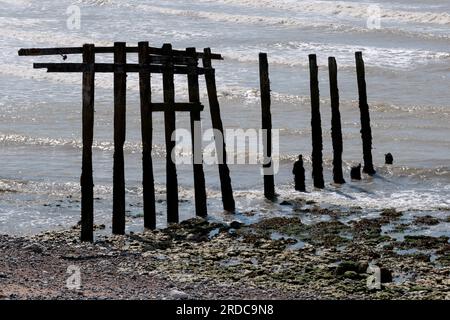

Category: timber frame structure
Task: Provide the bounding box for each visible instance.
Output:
[19,42,235,242]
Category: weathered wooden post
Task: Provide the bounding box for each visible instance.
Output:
[259,53,275,200]
[328,57,345,184]
[309,54,325,189]
[112,42,127,235]
[202,48,235,212]
[162,43,179,223]
[355,51,376,176]
[138,41,156,230]
[80,44,95,242]
[187,47,208,217]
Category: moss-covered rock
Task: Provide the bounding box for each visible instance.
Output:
[402,235,449,249]
[413,215,440,226]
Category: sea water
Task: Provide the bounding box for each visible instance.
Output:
[0,0,449,235]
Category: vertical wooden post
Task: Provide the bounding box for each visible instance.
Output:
[309,54,325,189]
[355,51,376,176]
[138,42,156,229]
[328,57,345,184]
[80,44,95,242]
[112,42,126,234]
[186,47,207,217]
[202,48,235,212]
[162,43,179,224]
[259,53,275,200]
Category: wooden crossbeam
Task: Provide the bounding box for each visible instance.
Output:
[19,46,223,60]
[33,63,206,74]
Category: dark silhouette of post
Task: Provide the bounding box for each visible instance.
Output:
[355,52,376,176]
[80,44,95,242]
[259,53,275,200]
[293,155,306,192]
[162,44,179,223]
[309,54,325,189]
[112,42,126,235]
[385,153,393,165]
[202,48,235,212]
[351,163,362,180]
[186,47,207,217]
[138,42,156,230]
[328,57,345,184]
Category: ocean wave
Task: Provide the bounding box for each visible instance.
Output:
[124,3,450,40]
[197,0,450,26]
[0,133,167,155]
[221,41,450,70]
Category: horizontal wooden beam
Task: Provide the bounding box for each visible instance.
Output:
[149,55,195,66]
[33,63,206,75]
[151,103,204,112]
[19,46,222,60]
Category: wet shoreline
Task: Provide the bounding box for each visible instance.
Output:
[1,203,449,300]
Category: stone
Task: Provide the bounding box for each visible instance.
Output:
[230,221,242,229]
[169,289,189,300]
[343,271,359,279]
[335,260,368,276]
[23,243,44,254]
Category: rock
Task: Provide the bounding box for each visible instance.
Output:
[280,201,292,206]
[343,271,359,280]
[0,272,8,279]
[230,221,242,229]
[335,261,368,276]
[169,289,189,300]
[186,233,197,241]
[335,261,358,275]
[380,208,402,219]
[23,243,44,254]
[356,261,369,274]
[413,215,440,226]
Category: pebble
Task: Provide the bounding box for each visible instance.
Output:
[169,289,189,300]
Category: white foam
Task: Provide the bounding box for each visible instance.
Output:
[221,42,450,70]
[197,0,450,26]
[277,186,450,212]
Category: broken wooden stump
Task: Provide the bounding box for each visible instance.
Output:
[309,54,325,189]
[293,155,306,192]
[328,57,346,184]
[259,53,275,200]
[385,153,393,165]
[351,163,362,180]
[355,52,376,176]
